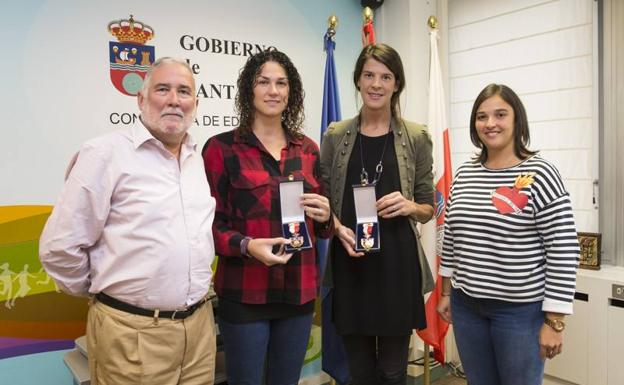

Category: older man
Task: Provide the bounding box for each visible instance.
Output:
[39,57,216,385]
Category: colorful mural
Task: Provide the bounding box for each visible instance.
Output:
[0,206,88,359]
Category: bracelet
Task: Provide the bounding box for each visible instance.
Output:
[441,292,451,297]
[240,236,253,259]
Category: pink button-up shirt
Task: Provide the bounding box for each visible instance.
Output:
[40,122,215,310]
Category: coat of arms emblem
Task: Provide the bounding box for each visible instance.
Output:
[107,15,155,96]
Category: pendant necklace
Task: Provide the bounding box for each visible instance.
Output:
[358,123,391,185]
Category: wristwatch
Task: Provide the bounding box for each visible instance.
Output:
[544,318,565,332]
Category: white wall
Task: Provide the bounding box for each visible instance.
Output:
[369,0,439,124]
[447,0,598,233]
[600,0,624,267]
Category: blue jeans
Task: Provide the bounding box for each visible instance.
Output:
[218,313,313,385]
[451,289,545,385]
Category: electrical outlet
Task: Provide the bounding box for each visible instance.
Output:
[613,284,624,300]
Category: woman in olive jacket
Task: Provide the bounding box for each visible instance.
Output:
[320,43,435,385]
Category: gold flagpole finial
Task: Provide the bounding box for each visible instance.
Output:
[327,14,338,39]
[328,14,338,30]
[363,6,373,22]
[428,15,438,30]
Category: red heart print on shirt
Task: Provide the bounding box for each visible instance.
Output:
[491,173,536,214]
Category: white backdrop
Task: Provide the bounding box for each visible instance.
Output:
[0,0,364,205]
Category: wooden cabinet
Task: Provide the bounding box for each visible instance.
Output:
[607,299,624,385]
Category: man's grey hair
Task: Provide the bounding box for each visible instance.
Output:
[140,57,195,94]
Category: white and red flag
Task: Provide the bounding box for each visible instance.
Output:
[416,27,452,364]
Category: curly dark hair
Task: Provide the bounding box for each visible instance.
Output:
[234,49,305,138]
[469,83,537,164]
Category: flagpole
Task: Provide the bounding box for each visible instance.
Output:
[421,14,439,385]
[326,11,337,377]
[327,18,338,385]
[321,13,350,385]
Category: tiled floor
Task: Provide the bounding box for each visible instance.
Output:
[433,373,467,384]
[431,373,577,384]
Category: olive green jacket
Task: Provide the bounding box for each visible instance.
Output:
[320,116,435,294]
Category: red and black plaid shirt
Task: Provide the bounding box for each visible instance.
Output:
[202,130,332,305]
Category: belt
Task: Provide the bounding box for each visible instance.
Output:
[95,292,207,320]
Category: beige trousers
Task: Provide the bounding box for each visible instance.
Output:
[87,299,216,385]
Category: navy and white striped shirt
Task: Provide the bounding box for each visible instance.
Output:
[440,155,580,314]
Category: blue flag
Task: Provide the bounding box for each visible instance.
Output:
[319,31,350,385]
[320,34,341,143]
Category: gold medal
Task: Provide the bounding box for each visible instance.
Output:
[288,221,304,249]
[360,222,375,251]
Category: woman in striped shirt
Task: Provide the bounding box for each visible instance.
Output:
[437,84,580,385]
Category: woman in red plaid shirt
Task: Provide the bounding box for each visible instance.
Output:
[203,49,333,385]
